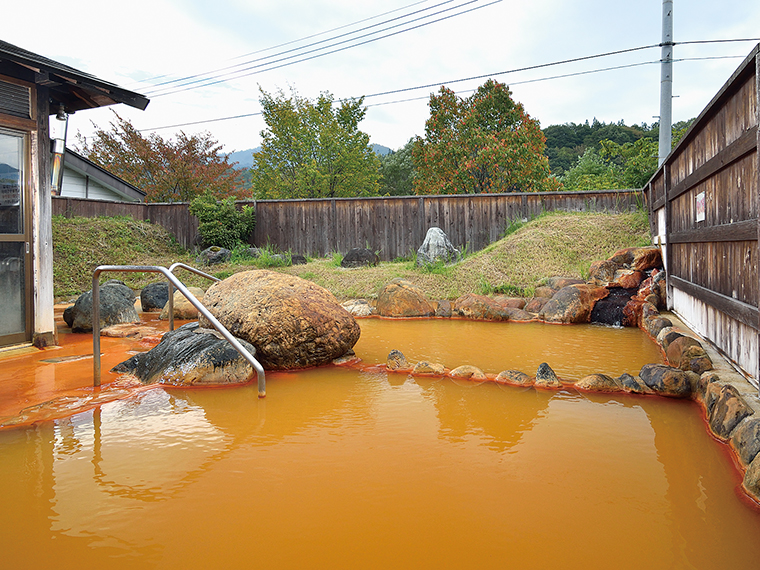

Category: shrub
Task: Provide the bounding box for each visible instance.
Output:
[189,192,256,250]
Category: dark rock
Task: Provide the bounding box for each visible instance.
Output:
[341,248,379,268]
[639,364,691,398]
[387,349,409,370]
[416,227,460,266]
[590,287,636,326]
[68,283,140,333]
[140,282,169,311]
[616,373,652,394]
[731,417,760,467]
[540,284,609,324]
[495,370,534,386]
[199,270,360,370]
[111,322,257,386]
[291,254,307,265]
[63,305,74,327]
[708,384,753,439]
[196,246,231,266]
[377,279,435,317]
[535,362,562,388]
[697,372,721,403]
[660,330,684,351]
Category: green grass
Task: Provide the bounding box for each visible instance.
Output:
[53,210,652,302]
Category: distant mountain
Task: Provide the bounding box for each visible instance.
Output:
[227,148,260,170]
[371,144,392,156]
[227,143,392,170]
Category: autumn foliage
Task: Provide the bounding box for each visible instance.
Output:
[412,80,559,194]
[76,112,245,203]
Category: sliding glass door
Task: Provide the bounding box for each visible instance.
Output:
[0,128,31,346]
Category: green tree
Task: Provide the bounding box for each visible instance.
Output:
[251,87,380,199]
[76,111,243,203]
[189,191,255,249]
[379,139,415,195]
[412,80,559,194]
[560,148,623,191]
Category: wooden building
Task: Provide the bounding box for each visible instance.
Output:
[0,39,148,349]
[644,43,760,390]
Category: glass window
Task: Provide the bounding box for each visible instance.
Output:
[0,130,24,235]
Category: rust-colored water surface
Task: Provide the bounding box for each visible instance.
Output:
[1,318,759,569]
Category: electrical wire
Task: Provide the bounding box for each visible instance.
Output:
[143,0,500,97]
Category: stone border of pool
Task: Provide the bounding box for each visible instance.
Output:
[363,310,760,506]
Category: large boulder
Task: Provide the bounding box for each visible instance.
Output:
[539,284,609,324]
[454,294,511,321]
[341,248,379,268]
[377,279,435,317]
[199,270,360,370]
[140,282,170,312]
[416,227,460,266]
[65,282,139,333]
[111,322,257,386]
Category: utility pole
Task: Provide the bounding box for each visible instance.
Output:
[658,0,674,165]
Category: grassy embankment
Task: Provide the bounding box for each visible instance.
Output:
[52,210,651,302]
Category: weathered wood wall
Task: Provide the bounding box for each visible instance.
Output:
[251,190,643,260]
[644,43,760,390]
[53,190,642,256]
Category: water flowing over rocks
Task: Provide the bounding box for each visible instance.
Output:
[199,270,360,370]
[416,227,460,266]
[112,322,257,386]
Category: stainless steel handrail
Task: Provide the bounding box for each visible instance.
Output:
[92,265,265,397]
[166,262,220,332]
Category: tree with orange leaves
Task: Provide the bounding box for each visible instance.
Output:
[76,111,245,203]
[412,80,559,194]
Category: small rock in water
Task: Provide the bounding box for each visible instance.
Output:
[535,362,562,388]
[387,350,409,370]
[449,365,486,380]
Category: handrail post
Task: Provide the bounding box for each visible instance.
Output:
[91,265,264,397]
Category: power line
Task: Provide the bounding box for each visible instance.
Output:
[144,0,500,97]
[138,51,750,133]
[141,0,460,92]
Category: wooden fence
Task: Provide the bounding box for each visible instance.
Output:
[54,189,643,257]
[644,43,759,390]
[251,190,642,261]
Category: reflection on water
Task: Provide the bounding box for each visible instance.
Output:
[1,319,759,569]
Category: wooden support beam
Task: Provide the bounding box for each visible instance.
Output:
[670,218,758,243]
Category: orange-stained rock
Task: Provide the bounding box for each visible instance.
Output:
[450,365,487,380]
[534,286,558,298]
[495,369,534,386]
[377,278,435,317]
[576,374,622,392]
[524,297,549,313]
[199,270,360,370]
[546,277,585,289]
[539,284,609,324]
[454,294,511,321]
[612,269,645,289]
[632,247,663,271]
[588,259,620,285]
[708,384,753,439]
[492,296,526,309]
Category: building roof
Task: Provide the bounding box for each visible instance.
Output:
[0,39,149,113]
[64,148,146,202]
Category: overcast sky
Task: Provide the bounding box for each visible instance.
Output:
[6,0,760,155]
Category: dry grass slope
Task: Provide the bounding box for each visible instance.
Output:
[52,210,651,301]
